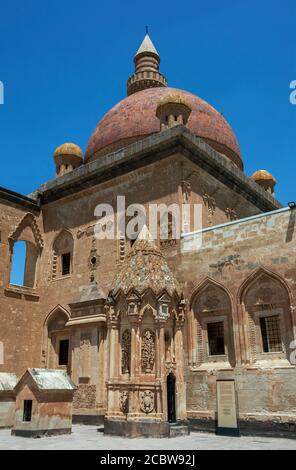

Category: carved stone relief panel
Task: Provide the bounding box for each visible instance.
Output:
[119,391,129,414]
[141,329,155,373]
[121,329,131,374]
[140,390,155,414]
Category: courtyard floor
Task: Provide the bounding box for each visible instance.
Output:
[1,425,296,450]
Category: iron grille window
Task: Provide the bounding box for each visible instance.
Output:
[260,315,282,352]
[207,321,225,355]
[58,339,69,365]
[62,252,71,275]
[23,400,32,422]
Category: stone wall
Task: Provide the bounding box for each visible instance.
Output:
[181,207,296,432]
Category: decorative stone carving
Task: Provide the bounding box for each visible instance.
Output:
[182,180,191,203]
[9,213,44,250]
[209,254,241,275]
[140,390,154,414]
[203,193,216,221]
[160,213,177,249]
[88,237,100,272]
[225,208,238,221]
[119,391,129,414]
[118,234,126,263]
[121,329,131,374]
[141,330,155,373]
[203,294,220,310]
[73,385,96,410]
[80,334,91,350]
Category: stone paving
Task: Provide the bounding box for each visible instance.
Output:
[0,425,296,450]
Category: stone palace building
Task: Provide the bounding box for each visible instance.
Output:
[0,34,296,437]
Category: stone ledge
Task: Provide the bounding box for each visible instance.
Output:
[4,285,40,301]
[0,187,40,212]
[11,428,72,438]
[104,418,171,438]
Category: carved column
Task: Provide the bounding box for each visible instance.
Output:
[174,309,187,421]
[130,319,140,378]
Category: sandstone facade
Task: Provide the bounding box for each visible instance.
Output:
[0,34,295,437]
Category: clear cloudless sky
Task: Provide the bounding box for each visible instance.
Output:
[0,0,295,206]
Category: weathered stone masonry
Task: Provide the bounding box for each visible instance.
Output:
[0,33,295,437]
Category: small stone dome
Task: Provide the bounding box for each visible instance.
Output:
[251,170,276,195]
[54,143,83,159]
[156,92,192,110]
[251,169,276,184]
[53,143,83,178]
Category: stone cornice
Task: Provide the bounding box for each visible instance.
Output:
[10,126,282,212]
[0,187,40,213]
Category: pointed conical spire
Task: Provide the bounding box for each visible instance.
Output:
[127,33,167,96]
[136,33,159,57]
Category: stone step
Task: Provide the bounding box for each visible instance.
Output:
[169,424,190,438]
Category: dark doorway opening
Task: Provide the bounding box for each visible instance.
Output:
[23,400,32,422]
[167,373,176,423]
[58,339,69,366]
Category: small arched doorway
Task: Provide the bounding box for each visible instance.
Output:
[167,373,176,423]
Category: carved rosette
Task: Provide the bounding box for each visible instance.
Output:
[119,391,129,414]
[141,329,155,373]
[140,390,154,414]
[121,329,131,374]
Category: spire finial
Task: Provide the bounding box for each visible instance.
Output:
[127,33,168,96]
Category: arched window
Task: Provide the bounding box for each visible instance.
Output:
[9,213,43,288]
[191,280,234,367]
[241,270,293,363]
[10,240,26,286]
[52,230,74,279]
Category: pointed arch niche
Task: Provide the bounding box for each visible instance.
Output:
[52,230,74,280]
[190,279,235,368]
[240,268,294,365]
[43,305,71,374]
[8,213,43,288]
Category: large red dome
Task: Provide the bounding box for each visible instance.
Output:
[85,87,243,169]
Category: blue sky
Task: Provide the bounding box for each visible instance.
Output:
[0,0,295,207]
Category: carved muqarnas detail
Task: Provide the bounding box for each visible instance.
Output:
[121,330,131,374]
[120,391,129,414]
[141,330,155,373]
[140,390,154,414]
[73,385,96,409]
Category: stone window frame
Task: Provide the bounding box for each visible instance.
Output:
[49,331,71,370]
[51,230,74,281]
[202,314,230,364]
[252,307,286,361]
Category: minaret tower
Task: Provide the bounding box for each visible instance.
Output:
[127,32,167,96]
